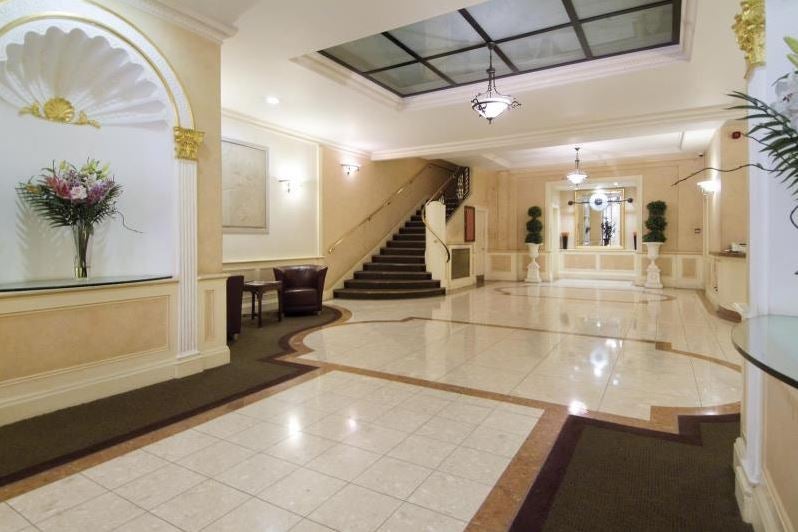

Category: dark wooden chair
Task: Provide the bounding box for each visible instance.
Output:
[273,265,327,315]
[226,275,244,340]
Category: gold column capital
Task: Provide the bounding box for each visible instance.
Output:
[173,126,205,161]
[733,0,765,77]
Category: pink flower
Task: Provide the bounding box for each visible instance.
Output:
[69,185,87,201]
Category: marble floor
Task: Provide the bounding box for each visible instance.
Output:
[0,282,743,531]
[1,371,542,531]
[300,283,742,420]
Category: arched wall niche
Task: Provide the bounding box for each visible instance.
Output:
[0,0,204,358]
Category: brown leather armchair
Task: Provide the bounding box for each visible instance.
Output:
[226,275,244,340]
[273,265,328,315]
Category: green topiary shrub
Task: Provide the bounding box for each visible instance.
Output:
[643,200,667,243]
[525,206,543,244]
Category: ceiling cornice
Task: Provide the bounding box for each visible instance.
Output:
[508,152,705,177]
[221,108,371,157]
[370,104,737,161]
[114,0,238,43]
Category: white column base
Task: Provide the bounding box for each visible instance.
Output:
[734,437,790,532]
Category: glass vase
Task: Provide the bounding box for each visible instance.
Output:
[72,223,93,279]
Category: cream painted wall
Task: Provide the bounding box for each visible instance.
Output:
[103,0,223,275]
[706,122,750,253]
[221,115,320,263]
[491,156,707,253]
[322,147,450,287]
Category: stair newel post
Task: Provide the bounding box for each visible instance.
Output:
[424,200,449,289]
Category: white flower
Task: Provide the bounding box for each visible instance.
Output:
[773,72,798,129]
[69,185,87,201]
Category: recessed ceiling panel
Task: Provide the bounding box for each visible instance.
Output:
[390,12,484,57]
[369,63,449,95]
[582,4,674,56]
[467,0,570,40]
[319,0,680,97]
[325,34,413,71]
[428,46,513,84]
[500,27,585,71]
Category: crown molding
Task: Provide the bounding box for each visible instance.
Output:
[509,152,705,177]
[221,108,371,158]
[371,104,736,161]
[291,53,404,111]
[113,0,238,43]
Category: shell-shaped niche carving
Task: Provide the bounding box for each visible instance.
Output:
[0,27,170,129]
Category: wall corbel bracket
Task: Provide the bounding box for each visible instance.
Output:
[732,0,765,77]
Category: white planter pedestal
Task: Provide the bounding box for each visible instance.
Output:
[526,243,542,283]
[644,242,663,289]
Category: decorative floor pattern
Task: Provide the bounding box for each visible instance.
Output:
[298,284,742,421]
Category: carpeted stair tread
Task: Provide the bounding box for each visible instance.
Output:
[335,206,444,300]
[333,287,445,299]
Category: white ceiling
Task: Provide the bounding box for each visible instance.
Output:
[163,0,746,167]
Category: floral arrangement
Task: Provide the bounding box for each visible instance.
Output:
[16,160,129,278]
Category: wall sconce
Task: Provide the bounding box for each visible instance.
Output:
[341,163,360,176]
[697,179,721,195]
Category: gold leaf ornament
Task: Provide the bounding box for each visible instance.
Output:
[732,0,765,76]
[19,97,101,128]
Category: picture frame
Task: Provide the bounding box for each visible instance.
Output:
[221,138,269,234]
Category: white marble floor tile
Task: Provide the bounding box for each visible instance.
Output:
[414,416,477,445]
[114,463,205,511]
[265,433,337,465]
[203,498,301,532]
[0,503,32,532]
[143,430,220,462]
[115,512,181,532]
[309,484,402,532]
[82,449,167,490]
[8,474,106,524]
[258,468,346,516]
[37,492,142,532]
[353,456,432,499]
[461,425,526,458]
[193,412,262,439]
[177,440,254,477]
[377,503,466,532]
[407,472,491,522]
[215,453,298,495]
[438,447,511,486]
[151,480,248,531]
[305,443,381,481]
[387,435,457,469]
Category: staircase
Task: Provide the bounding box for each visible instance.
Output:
[333,209,446,300]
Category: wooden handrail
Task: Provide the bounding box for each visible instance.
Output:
[327,161,452,255]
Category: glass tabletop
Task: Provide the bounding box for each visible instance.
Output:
[732,315,798,390]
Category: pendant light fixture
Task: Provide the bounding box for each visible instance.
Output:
[566,147,588,187]
[471,43,520,124]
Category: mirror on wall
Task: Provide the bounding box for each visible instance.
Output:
[572,188,627,248]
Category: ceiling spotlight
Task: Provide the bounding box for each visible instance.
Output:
[265,96,280,106]
[471,43,520,124]
[566,147,588,187]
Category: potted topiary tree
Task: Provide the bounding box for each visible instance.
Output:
[642,200,667,288]
[525,206,543,283]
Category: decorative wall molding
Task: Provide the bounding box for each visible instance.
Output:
[732,0,765,77]
[111,0,238,43]
[370,104,736,161]
[221,108,370,158]
[174,126,205,160]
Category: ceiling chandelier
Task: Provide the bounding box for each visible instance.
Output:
[566,147,588,187]
[471,43,520,124]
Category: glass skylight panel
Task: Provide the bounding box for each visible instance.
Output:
[369,63,449,95]
[467,0,570,40]
[428,46,513,84]
[582,4,674,56]
[325,34,413,71]
[571,0,663,20]
[501,27,585,71]
[390,12,484,57]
